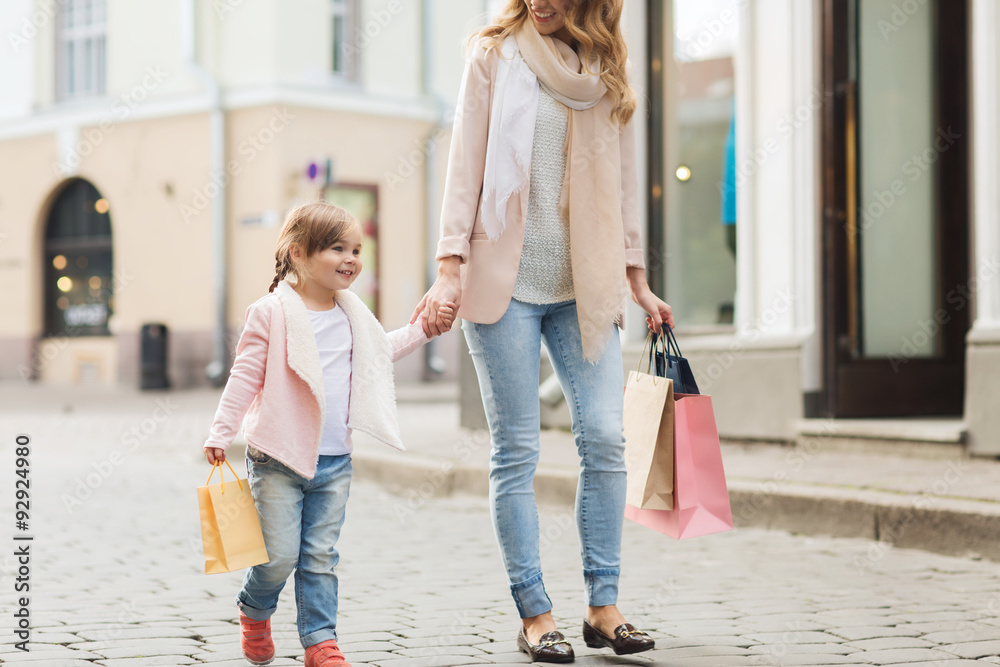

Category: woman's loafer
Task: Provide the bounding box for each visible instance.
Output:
[582,619,655,655]
[517,627,575,663]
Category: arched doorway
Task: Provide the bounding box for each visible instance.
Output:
[44,179,114,338]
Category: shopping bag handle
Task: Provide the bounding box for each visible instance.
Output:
[637,330,668,384]
[650,325,685,374]
[205,459,243,493]
[662,324,685,358]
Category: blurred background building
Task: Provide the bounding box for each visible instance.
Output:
[3,0,1000,455]
[0,0,483,389]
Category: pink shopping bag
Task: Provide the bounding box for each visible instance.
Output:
[625,393,733,539]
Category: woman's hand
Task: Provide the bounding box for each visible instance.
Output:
[411,257,463,337]
[627,267,675,333]
[205,447,226,465]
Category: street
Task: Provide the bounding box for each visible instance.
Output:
[2,407,1000,667]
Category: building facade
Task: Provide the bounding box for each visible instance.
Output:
[5,0,1000,455]
[0,0,486,387]
[652,0,1000,456]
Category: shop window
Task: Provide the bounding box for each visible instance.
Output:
[663,0,738,328]
[44,180,113,337]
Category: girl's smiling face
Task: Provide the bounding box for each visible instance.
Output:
[524,0,573,44]
[295,225,364,294]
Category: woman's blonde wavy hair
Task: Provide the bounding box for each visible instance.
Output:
[473,0,636,127]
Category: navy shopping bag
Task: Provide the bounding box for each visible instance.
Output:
[651,326,700,395]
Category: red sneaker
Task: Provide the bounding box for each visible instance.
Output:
[304,639,351,666]
[239,612,275,666]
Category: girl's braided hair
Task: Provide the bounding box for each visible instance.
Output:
[270,202,361,292]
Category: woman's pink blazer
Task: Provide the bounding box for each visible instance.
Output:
[435,43,647,325]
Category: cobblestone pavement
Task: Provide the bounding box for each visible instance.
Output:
[2,421,1000,667]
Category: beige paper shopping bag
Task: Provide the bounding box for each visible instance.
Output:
[623,367,675,510]
[198,460,269,574]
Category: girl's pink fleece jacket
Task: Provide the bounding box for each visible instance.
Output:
[203,280,429,479]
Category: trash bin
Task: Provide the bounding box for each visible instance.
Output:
[140,323,169,390]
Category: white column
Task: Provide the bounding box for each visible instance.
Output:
[734,0,756,333]
[790,0,821,392]
[735,0,817,348]
[971,0,1000,331]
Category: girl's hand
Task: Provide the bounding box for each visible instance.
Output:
[434,302,458,335]
[627,267,675,333]
[412,257,463,337]
[205,447,226,465]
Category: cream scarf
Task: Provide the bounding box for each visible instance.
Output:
[481,23,628,362]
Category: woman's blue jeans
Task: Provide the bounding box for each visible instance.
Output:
[236,451,352,648]
[463,298,627,619]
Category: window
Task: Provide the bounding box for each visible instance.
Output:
[662,0,738,327]
[44,180,113,337]
[56,0,106,100]
[331,0,358,80]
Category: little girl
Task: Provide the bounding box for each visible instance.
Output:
[203,202,454,667]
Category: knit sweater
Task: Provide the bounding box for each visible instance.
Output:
[511,87,575,304]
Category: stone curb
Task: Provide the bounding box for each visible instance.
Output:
[347,448,1000,564]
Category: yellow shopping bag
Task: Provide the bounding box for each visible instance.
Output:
[198,460,269,574]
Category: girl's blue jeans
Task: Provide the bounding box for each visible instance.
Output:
[236,451,352,648]
[463,298,627,619]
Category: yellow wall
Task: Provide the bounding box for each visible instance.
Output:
[0,133,59,337]
[0,104,442,384]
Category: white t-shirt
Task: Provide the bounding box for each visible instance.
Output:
[307,305,353,456]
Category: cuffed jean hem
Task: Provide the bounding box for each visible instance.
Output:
[236,596,274,621]
[511,572,553,619]
[302,629,339,648]
[584,569,620,608]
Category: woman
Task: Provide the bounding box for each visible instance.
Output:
[412,0,674,662]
